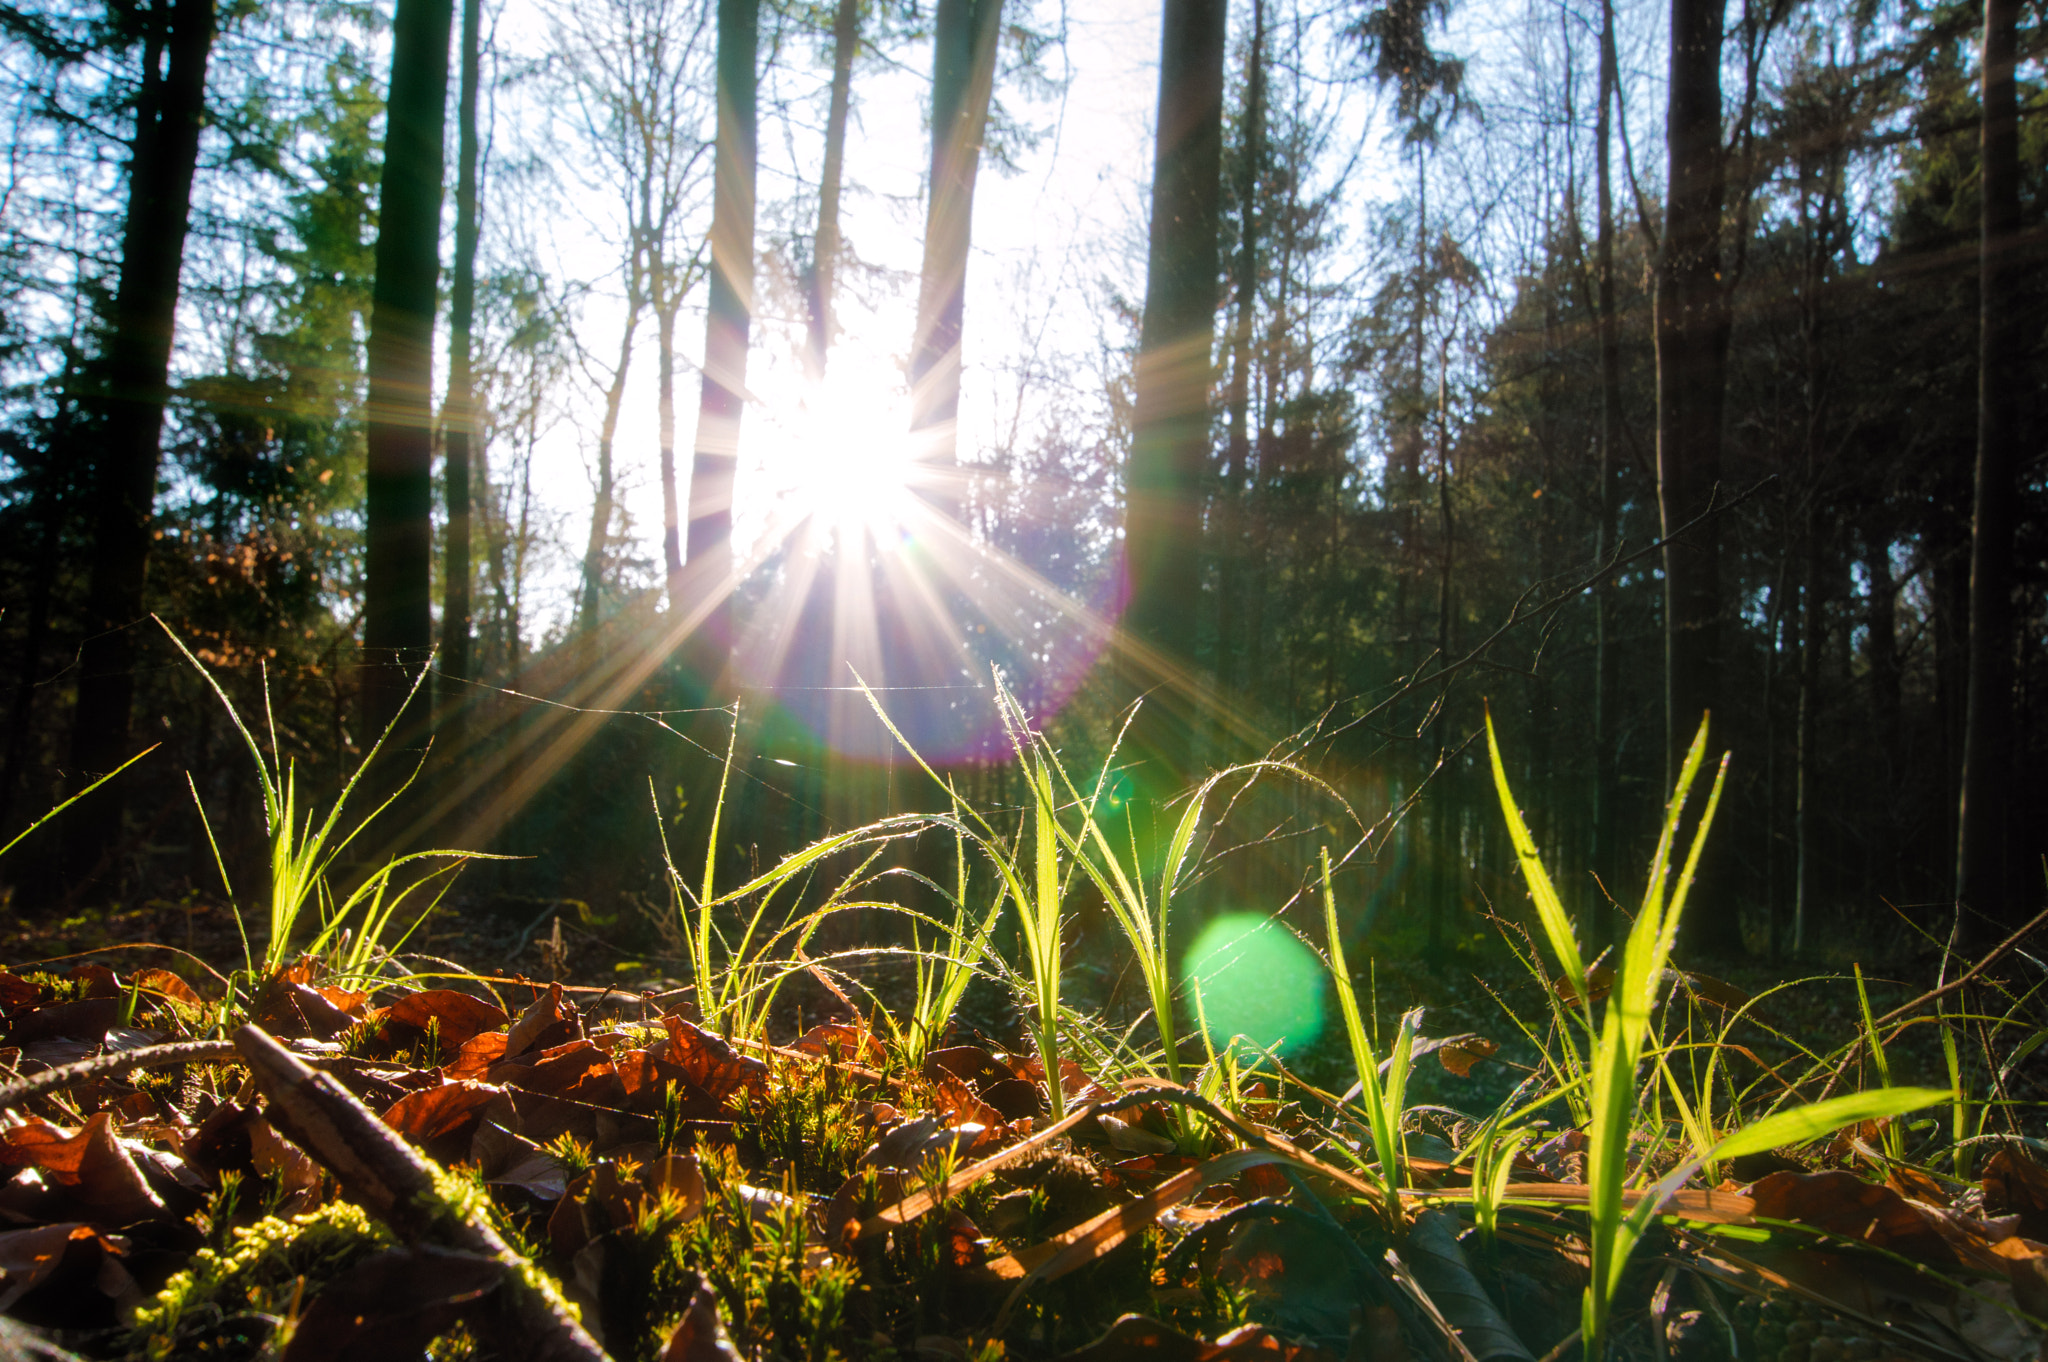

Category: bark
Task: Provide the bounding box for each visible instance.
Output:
[1655,0,1738,953]
[805,0,860,383]
[440,0,482,727]
[908,0,1002,519]
[65,0,216,840]
[681,0,758,678]
[1956,0,2022,936]
[1124,0,1228,670]
[363,0,454,744]
[1589,0,1621,947]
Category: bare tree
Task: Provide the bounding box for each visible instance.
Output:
[551,0,710,632]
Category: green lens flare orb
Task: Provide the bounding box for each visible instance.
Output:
[1181,913,1325,1057]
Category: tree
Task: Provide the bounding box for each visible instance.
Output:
[1956,0,2022,937]
[680,0,759,678]
[805,0,862,383]
[1122,0,1228,770]
[1654,0,1738,953]
[440,0,483,734]
[362,0,454,745]
[908,0,1004,520]
[66,0,218,858]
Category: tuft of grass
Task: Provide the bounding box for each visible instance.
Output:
[163,619,489,981]
[1484,709,1949,1358]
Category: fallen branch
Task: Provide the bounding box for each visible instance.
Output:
[0,1038,240,1110]
[232,1023,606,1362]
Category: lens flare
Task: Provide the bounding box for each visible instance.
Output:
[1182,913,1325,1057]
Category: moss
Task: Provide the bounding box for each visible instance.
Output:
[130,1201,393,1359]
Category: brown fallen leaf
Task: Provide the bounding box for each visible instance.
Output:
[792,1022,886,1067]
[490,1039,621,1105]
[505,982,579,1060]
[131,969,204,1008]
[861,1115,986,1172]
[549,1155,708,1258]
[443,1030,511,1082]
[1747,1170,1955,1264]
[0,1114,164,1223]
[283,1244,507,1362]
[1984,1147,2048,1242]
[382,1080,503,1149]
[0,973,41,1014]
[384,990,511,1056]
[0,1222,122,1313]
[248,1114,323,1214]
[658,1016,768,1104]
[661,1270,744,1362]
[6,997,118,1047]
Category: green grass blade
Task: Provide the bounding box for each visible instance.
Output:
[1709,1088,1952,1164]
[1485,708,1587,1004]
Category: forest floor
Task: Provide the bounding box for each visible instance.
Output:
[1,883,2045,1362]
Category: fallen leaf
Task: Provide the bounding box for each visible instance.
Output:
[1747,1170,1955,1265]
[381,1081,503,1149]
[504,982,578,1060]
[443,1030,510,1082]
[131,969,203,1008]
[1985,1148,2048,1242]
[490,1039,621,1105]
[862,1116,986,1172]
[6,998,118,1047]
[283,1245,505,1362]
[384,990,510,1055]
[0,1223,121,1313]
[658,1016,768,1103]
[793,1022,886,1067]
[0,1114,164,1222]
[661,1270,744,1362]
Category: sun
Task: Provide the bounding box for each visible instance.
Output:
[761,366,920,549]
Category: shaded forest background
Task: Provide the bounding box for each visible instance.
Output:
[0,0,2042,968]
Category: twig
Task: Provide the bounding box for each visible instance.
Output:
[0,1039,239,1110]
[232,1024,605,1362]
[1873,900,2048,1029]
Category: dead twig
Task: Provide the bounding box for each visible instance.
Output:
[232,1024,605,1362]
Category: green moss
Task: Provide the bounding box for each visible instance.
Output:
[130,1201,393,1359]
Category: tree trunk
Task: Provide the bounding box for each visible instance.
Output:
[1214,0,1263,706]
[1655,0,1737,953]
[1956,0,2021,938]
[363,0,454,744]
[65,0,216,861]
[440,0,482,731]
[657,250,685,610]
[1794,497,1823,955]
[1589,0,1621,946]
[681,0,758,681]
[1123,0,1228,776]
[579,279,645,635]
[909,0,1002,519]
[806,0,860,384]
